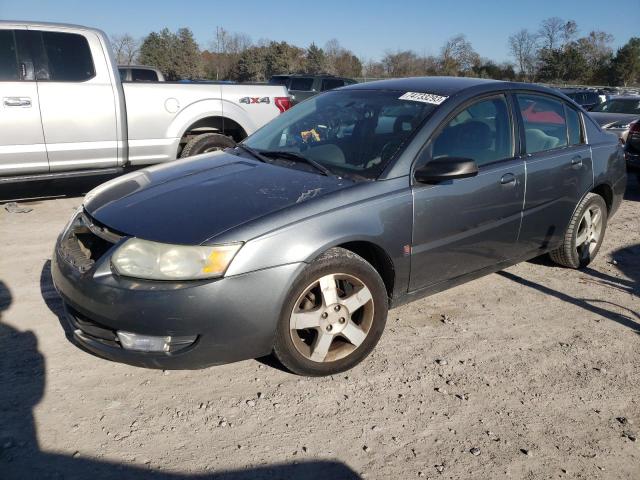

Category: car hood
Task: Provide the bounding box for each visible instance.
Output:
[589,112,639,127]
[84,152,351,245]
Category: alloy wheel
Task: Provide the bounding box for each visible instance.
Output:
[289,273,374,363]
[576,204,603,259]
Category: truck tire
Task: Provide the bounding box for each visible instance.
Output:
[180,133,236,158]
[549,193,608,269]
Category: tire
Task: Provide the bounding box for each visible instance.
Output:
[180,133,236,158]
[273,247,388,376]
[549,193,608,269]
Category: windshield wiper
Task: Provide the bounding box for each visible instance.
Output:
[234,144,271,163]
[259,150,335,177]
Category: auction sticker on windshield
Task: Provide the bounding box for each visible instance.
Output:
[399,92,448,105]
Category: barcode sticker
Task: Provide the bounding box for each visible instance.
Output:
[399,92,448,105]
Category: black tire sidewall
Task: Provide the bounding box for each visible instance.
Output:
[274,250,388,376]
[181,134,236,158]
[570,194,608,268]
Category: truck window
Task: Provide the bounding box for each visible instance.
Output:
[0,30,19,81]
[41,31,95,82]
[131,68,158,82]
[289,77,314,91]
[321,78,345,91]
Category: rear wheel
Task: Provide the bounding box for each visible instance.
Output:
[180,133,236,158]
[549,193,607,268]
[273,248,388,376]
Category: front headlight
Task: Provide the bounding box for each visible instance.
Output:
[111,238,242,281]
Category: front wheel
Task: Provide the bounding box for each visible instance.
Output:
[273,248,388,376]
[180,133,236,158]
[549,193,608,268]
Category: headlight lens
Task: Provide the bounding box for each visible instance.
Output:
[111,238,241,280]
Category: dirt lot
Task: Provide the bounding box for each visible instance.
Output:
[1,176,638,480]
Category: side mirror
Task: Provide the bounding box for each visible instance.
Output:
[414,158,479,184]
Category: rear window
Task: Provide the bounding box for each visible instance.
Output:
[565,106,583,146]
[289,77,314,91]
[0,30,19,81]
[131,68,158,82]
[517,94,568,154]
[269,76,290,87]
[41,31,95,81]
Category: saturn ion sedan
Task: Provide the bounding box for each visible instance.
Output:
[52,77,626,376]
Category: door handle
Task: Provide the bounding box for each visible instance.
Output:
[3,97,32,107]
[500,173,516,185]
[571,155,583,167]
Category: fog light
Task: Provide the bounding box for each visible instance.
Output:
[116,331,197,353]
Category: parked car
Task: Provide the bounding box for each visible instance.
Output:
[52,77,626,376]
[589,96,640,142]
[118,65,165,82]
[269,74,357,104]
[624,120,640,180]
[558,88,602,110]
[0,21,291,183]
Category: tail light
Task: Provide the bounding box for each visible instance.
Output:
[274,97,292,113]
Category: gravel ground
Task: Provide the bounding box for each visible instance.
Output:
[1,176,638,479]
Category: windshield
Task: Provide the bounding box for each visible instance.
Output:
[242,90,437,179]
[591,99,640,114]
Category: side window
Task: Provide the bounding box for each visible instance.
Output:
[517,94,568,154]
[431,96,513,167]
[131,68,158,82]
[0,30,19,81]
[565,106,583,146]
[321,78,345,91]
[40,31,95,81]
[289,77,314,91]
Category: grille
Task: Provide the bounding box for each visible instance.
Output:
[59,211,122,273]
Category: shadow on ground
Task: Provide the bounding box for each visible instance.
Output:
[500,243,640,334]
[2,278,359,479]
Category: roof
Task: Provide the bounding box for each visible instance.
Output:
[343,76,503,96]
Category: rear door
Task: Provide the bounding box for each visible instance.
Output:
[0,28,49,176]
[29,27,118,171]
[410,94,525,290]
[514,93,593,253]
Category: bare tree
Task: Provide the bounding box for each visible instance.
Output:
[538,17,564,51]
[111,34,139,65]
[508,29,539,80]
[439,35,480,75]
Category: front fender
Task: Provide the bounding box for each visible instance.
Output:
[224,180,413,298]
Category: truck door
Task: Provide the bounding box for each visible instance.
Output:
[27,28,118,171]
[0,28,49,176]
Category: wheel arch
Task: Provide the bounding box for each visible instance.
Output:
[591,182,613,213]
[314,240,396,302]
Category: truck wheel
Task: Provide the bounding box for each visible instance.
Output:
[180,133,236,158]
[273,248,388,376]
[549,193,608,269]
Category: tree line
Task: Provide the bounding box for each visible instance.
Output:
[110,17,640,86]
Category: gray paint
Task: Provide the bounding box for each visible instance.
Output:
[53,78,627,369]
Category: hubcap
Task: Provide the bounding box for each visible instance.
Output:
[289,273,374,363]
[576,204,603,259]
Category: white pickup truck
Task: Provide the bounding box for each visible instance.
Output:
[0,21,291,183]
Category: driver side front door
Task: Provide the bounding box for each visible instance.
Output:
[409,94,525,291]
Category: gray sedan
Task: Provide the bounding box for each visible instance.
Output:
[52,77,626,376]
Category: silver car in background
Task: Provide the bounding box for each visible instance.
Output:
[589,96,640,142]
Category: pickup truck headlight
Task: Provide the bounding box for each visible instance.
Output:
[111,238,241,281]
